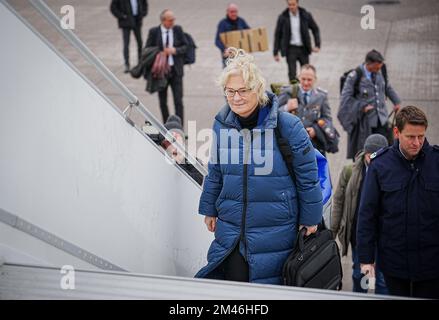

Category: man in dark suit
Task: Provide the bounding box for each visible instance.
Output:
[145,9,188,123]
[273,0,321,81]
[110,0,148,73]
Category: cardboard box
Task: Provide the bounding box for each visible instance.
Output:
[220,29,251,52]
[250,28,269,52]
[220,27,269,53]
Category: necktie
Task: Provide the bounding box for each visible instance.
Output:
[165,30,170,48]
[371,72,376,84]
[304,92,309,105]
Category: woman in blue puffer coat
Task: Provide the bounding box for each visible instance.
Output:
[195,48,323,285]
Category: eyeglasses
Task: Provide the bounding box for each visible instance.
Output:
[224,87,253,98]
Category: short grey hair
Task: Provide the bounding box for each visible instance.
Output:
[218,48,269,106]
[160,9,171,21]
[300,64,317,76]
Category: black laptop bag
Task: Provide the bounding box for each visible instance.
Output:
[282,226,343,289]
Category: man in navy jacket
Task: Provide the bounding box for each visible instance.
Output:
[357,106,439,298]
[215,3,250,67]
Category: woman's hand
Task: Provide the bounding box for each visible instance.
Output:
[360,264,375,278]
[205,216,217,232]
[300,225,318,236]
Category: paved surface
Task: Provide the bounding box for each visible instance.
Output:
[7,0,439,294]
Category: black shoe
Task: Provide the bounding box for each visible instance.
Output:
[124,64,130,73]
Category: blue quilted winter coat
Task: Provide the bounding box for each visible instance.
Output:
[195,93,323,284]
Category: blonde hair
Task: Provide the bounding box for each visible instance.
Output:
[218,48,269,106]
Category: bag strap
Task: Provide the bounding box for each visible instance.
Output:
[353,66,363,97]
[275,117,326,238]
[291,83,300,100]
[274,121,296,186]
[274,118,300,232]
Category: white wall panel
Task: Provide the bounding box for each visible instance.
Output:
[0,2,212,278]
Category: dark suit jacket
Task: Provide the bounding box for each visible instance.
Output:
[110,0,148,29]
[145,25,188,77]
[273,7,320,57]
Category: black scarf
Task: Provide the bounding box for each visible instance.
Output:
[237,107,259,130]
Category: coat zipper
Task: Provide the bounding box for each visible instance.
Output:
[240,130,252,262]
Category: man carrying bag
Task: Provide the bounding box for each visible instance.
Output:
[338,50,401,160]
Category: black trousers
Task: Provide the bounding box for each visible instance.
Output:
[158,67,184,123]
[286,45,309,81]
[122,25,142,66]
[219,244,249,282]
[384,274,439,299]
[371,121,389,136]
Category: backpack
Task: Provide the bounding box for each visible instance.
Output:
[183,32,197,65]
[340,63,388,96]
